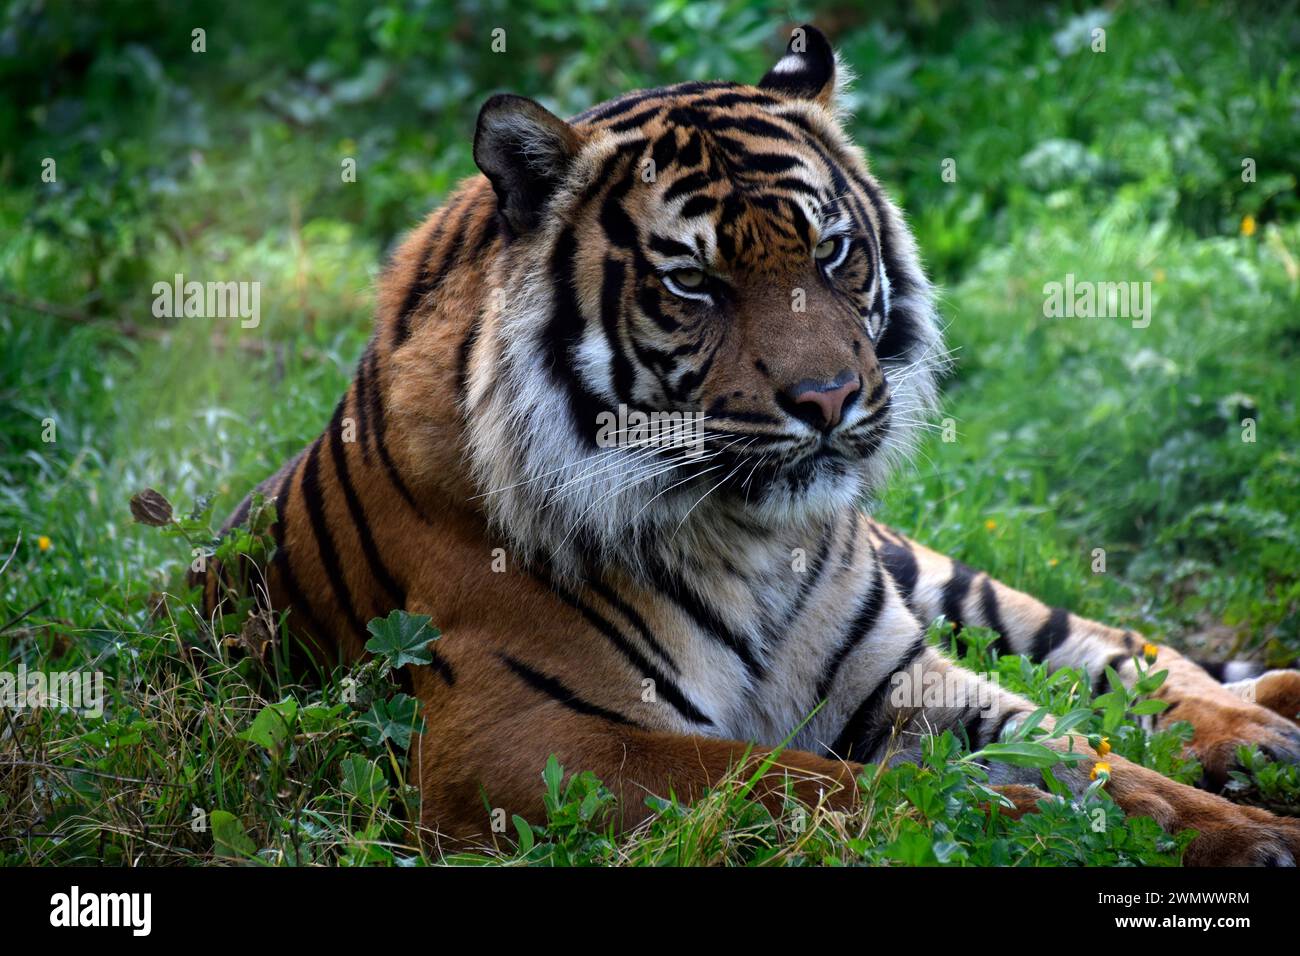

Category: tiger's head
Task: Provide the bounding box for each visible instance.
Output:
[460,25,944,571]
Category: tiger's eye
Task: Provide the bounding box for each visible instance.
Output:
[814,238,838,260]
[671,268,705,288]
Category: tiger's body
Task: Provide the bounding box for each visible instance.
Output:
[207,26,1300,864]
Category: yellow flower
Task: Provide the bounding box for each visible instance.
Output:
[1153,268,1166,283]
[984,519,997,531]
[1143,642,1158,663]
[1047,558,1059,568]
[1241,214,1256,237]
[1091,761,1112,781]
[1095,736,1111,757]
[37,535,51,552]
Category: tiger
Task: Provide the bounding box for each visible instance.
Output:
[203,25,1300,864]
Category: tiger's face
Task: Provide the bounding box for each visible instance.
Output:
[600,103,891,503]
[465,25,943,566]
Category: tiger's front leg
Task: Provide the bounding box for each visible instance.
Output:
[865,519,1300,785]
[854,647,1300,865]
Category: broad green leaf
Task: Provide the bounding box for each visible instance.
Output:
[1005,706,1049,741]
[1130,698,1170,716]
[974,740,1062,769]
[884,824,938,865]
[1102,693,1126,732]
[211,810,257,859]
[543,754,564,801]
[512,814,535,854]
[1048,707,1094,738]
[341,754,389,809]
[364,609,439,668]
[1105,665,1125,695]
[300,702,348,734]
[236,698,298,752]
[355,693,424,750]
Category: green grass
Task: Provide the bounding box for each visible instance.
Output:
[2,0,1298,865]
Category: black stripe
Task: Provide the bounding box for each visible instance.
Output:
[366,349,426,516]
[814,558,885,702]
[959,707,984,751]
[980,576,1012,657]
[650,129,679,172]
[393,199,473,346]
[1091,652,1130,696]
[599,257,635,403]
[544,226,609,447]
[940,560,976,633]
[877,538,919,604]
[575,89,666,124]
[534,570,712,726]
[326,396,405,610]
[1197,658,1228,682]
[837,519,858,574]
[830,636,928,762]
[679,195,718,220]
[648,234,696,259]
[571,81,734,124]
[393,221,444,345]
[606,104,668,134]
[456,317,483,418]
[1030,607,1071,662]
[707,113,794,140]
[500,654,636,726]
[643,560,764,678]
[268,455,333,642]
[781,520,836,628]
[300,437,367,641]
[663,171,711,203]
[694,90,780,111]
[862,378,888,410]
[769,176,821,199]
[584,577,680,676]
[427,649,455,686]
[599,162,639,248]
[733,152,805,175]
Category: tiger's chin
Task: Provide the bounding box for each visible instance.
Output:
[722,452,877,526]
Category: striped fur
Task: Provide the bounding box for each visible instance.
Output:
[204,26,1300,863]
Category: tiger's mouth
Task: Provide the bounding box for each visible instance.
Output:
[734,388,892,466]
[680,400,892,507]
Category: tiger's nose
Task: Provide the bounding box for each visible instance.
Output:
[783,370,861,432]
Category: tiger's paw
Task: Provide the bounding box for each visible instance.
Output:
[1183,809,1300,867]
[1163,691,1300,786]
[1104,757,1300,866]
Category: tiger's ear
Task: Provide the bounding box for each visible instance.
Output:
[758,24,837,106]
[474,94,582,236]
